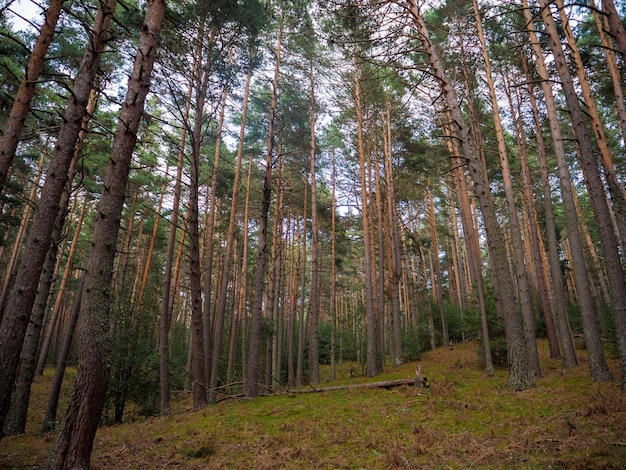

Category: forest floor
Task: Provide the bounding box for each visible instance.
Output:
[1,339,625,469]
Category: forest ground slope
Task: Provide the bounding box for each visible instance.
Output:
[1,339,625,469]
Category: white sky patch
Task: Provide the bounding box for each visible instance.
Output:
[5,0,42,32]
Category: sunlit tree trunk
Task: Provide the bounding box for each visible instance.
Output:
[601,0,626,64]
[555,0,626,250]
[0,0,65,191]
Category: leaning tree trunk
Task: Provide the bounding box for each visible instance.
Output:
[0,0,118,438]
[601,0,626,64]
[407,0,533,390]
[539,0,626,391]
[592,1,626,147]
[555,0,626,251]
[0,0,65,191]
[7,192,88,436]
[472,0,541,377]
[47,1,166,467]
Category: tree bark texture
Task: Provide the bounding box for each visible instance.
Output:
[0,0,65,191]
[0,0,117,438]
[539,0,618,383]
[246,19,282,398]
[47,0,166,466]
[407,0,533,390]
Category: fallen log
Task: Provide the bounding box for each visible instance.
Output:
[286,377,419,394]
[215,367,428,402]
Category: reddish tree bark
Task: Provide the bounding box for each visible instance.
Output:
[0,0,65,191]
[48,0,166,466]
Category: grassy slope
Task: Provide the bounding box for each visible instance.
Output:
[1,340,625,469]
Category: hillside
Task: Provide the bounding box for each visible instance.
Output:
[1,340,625,469]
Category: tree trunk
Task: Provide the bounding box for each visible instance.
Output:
[43,274,85,432]
[593,1,626,147]
[296,184,307,387]
[158,67,193,418]
[521,0,580,370]
[286,219,298,388]
[383,103,403,366]
[187,27,212,410]
[555,0,626,251]
[7,193,88,436]
[0,0,117,438]
[202,41,227,388]
[538,0,616,383]
[209,51,253,403]
[0,0,65,191]
[354,52,381,378]
[602,0,626,64]
[506,74,560,360]
[47,1,165,466]
[307,60,321,385]
[472,0,541,377]
[0,153,44,320]
[448,134,493,375]
[269,165,284,389]
[246,18,283,399]
[239,155,254,385]
[426,187,447,348]
[407,0,533,390]
[330,153,338,380]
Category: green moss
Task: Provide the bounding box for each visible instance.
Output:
[2,340,625,469]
